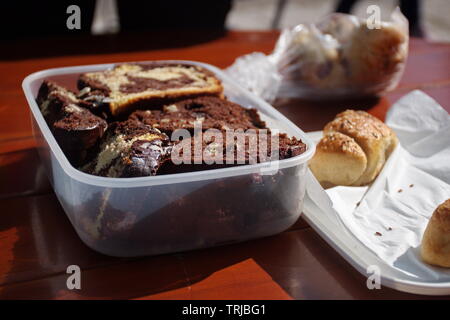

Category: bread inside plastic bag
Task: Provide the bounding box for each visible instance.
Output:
[226,8,409,102]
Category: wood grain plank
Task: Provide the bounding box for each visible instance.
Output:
[136,258,292,300]
[274,83,450,133]
[0,193,128,287]
[369,83,450,121]
[273,96,382,132]
[0,138,36,155]
[0,255,188,300]
[0,93,33,144]
[0,31,277,92]
[0,148,51,199]
[179,229,450,300]
[1,228,447,300]
[286,217,309,231]
[408,38,450,53]
[387,84,450,111]
[398,49,450,89]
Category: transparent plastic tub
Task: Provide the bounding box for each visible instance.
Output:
[22,60,315,257]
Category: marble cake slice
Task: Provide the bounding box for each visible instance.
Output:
[82,119,172,178]
[37,80,80,125]
[160,130,307,174]
[36,80,108,166]
[128,96,266,135]
[77,63,224,117]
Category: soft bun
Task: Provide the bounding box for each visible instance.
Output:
[421,199,450,268]
[310,110,398,187]
[309,132,367,187]
[345,21,408,91]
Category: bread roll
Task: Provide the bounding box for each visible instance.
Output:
[344,21,408,91]
[309,132,367,187]
[309,110,398,187]
[273,12,408,99]
[421,199,450,268]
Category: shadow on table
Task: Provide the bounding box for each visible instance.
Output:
[0,210,440,300]
[273,96,383,132]
[0,148,51,200]
[0,30,227,61]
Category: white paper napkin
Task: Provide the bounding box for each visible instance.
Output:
[314,90,450,281]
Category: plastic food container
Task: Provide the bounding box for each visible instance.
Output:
[22,60,315,257]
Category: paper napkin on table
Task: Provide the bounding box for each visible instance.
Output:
[317,90,450,281]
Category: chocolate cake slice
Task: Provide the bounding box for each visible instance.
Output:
[78,63,224,117]
[53,104,108,166]
[129,96,266,135]
[82,119,172,177]
[82,119,306,177]
[36,81,108,166]
[37,80,80,125]
[163,130,307,174]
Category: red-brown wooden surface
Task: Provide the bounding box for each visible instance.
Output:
[0,31,449,299]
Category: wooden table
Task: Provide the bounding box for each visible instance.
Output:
[0,31,449,300]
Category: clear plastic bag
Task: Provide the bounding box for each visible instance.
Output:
[226,8,409,102]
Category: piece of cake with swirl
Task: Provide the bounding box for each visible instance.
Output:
[77,63,224,117]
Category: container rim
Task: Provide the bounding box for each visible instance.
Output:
[22,60,315,188]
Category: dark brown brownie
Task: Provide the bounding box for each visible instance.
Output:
[129,96,266,135]
[36,81,107,166]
